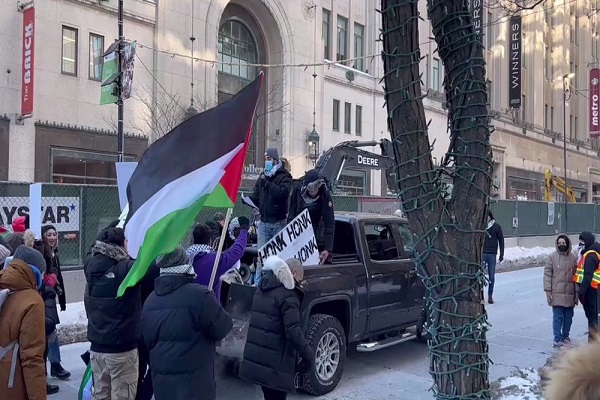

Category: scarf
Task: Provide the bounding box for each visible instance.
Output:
[92,241,129,262]
[186,244,214,264]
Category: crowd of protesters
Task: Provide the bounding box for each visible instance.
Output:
[4,145,600,399]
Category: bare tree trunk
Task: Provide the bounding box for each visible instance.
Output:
[381,0,493,398]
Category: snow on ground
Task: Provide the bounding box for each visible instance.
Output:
[498,246,555,272]
[495,368,542,400]
[57,301,87,344]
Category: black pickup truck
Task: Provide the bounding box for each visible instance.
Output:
[219,212,426,396]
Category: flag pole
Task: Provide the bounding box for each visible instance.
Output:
[208,208,233,290]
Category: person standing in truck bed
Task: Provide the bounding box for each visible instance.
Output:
[288,170,335,264]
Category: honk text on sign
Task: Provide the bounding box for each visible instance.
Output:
[258,209,320,266]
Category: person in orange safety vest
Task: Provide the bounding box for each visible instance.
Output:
[573,231,600,341]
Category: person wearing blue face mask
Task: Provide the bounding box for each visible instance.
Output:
[248,147,292,285]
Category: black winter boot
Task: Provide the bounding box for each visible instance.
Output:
[47,383,60,395]
[50,362,71,380]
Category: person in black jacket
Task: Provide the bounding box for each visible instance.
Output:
[36,224,71,381]
[249,148,292,248]
[483,210,504,304]
[249,148,292,285]
[240,256,315,400]
[141,246,233,400]
[288,170,335,264]
[84,227,141,399]
[135,260,160,400]
[576,231,600,341]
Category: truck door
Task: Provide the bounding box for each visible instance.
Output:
[396,222,426,322]
[363,222,410,333]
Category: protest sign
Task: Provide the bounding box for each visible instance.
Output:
[258,209,320,266]
[0,196,80,232]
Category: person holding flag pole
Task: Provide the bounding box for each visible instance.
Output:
[78,72,264,399]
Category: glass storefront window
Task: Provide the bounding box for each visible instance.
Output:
[335,170,367,196]
[51,148,135,184]
[507,175,541,201]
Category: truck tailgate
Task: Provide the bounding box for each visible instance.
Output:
[218,282,257,360]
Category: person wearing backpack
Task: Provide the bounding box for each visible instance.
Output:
[0,245,48,400]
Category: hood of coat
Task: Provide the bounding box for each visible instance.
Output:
[92,241,129,262]
[0,258,38,291]
[153,273,195,296]
[555,234,572,255]
[259,256,295,291]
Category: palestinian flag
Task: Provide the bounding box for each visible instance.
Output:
[117,72,263,296]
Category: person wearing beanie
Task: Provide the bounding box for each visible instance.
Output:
[186,217,250,302]
[288,169,335,264]
[482,210,504,304]
[248,147,292,284]
[141,246,232,400]
[0,245,47,400]
[574,231,600,341]
[84,227,141,399]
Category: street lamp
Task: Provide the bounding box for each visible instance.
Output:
[562,72,575,231]
[307,128,320,166]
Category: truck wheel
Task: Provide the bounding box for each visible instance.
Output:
[302,314,346,396]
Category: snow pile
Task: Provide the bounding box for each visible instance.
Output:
[494,368,541,400]
[498,246,554,272]
[56,301,88,345]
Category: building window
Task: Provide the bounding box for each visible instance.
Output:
[344,102,351,133]
[486,11,493,49]
[575,14,579,44]
[432,58,441,91]
[62,26,78,76]
[354,23,364,72]
[570,114,574,139]
[89,34,104,81]
[544,104,549,130]
[336,170,367,196]
[550,106,555,132]
[333,99,340,131]
[323,9,331,60]
[218,20,258,80]
[487,80,493,108]
[544,45,550,79]
[521,94,526,123]
[51,148,135,185]
[550,48,554,78]
[355,105,363,136]
[337,16,348,62]
[575,116,578,139]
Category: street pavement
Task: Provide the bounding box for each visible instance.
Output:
[51,267,587,399]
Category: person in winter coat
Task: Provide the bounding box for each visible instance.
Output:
[0,245,47,400]
[544,234,578,348]
[249,148,292,248]
[542,337,600,400]
[483,210,504,304]
[0,244,10,266]
[288,170,335,264]
[35,225,70,381]
[186,217,249,302]
[39,273,61,395]
[135,260,160,400]
[141,246,233,400]
[239,257,315,400]
[574,231,600,341]
[84,227,141,399]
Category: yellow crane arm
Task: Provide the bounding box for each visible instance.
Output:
[544,169,576,203]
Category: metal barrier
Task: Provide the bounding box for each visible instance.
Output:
[1,181,598,267]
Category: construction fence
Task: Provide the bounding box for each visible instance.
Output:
[0,181,596,268]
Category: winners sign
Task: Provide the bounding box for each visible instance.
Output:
[258,209,320,266]
[0,197,80,232]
